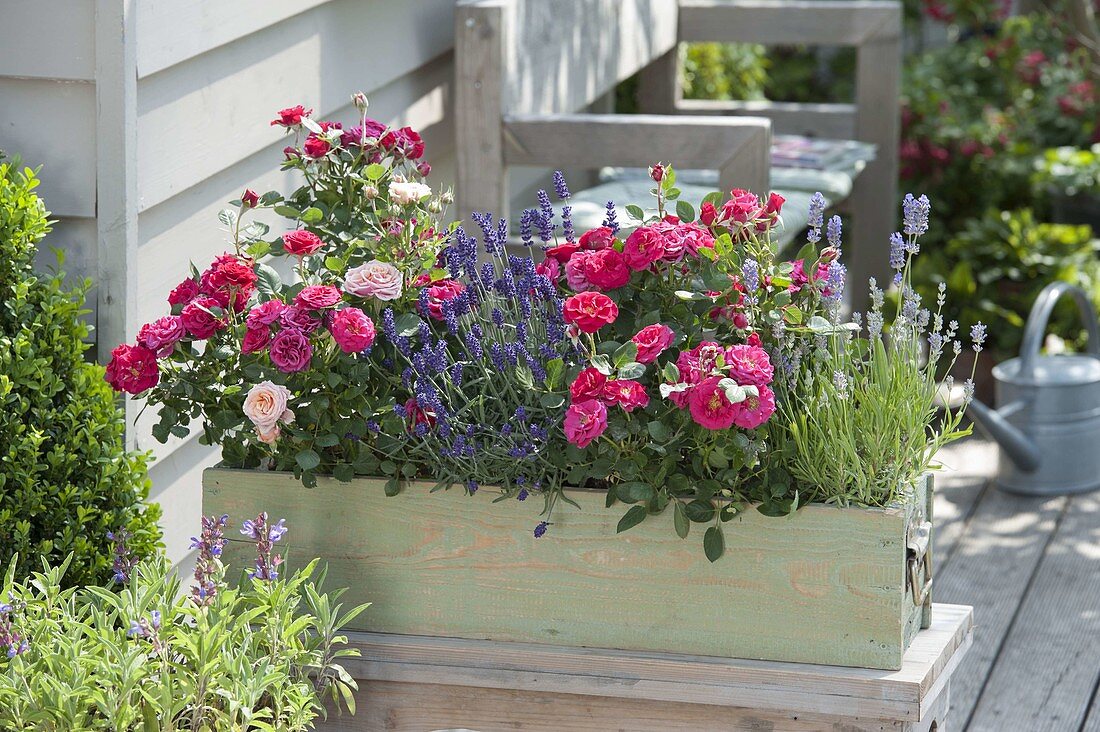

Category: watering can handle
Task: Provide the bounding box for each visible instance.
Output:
[1018,281,1100,378]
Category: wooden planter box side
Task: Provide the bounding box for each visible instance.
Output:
[203,469,931,670]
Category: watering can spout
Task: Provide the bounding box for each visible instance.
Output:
[967,398,1042,473]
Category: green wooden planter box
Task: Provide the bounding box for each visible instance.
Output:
[203,468,933,670]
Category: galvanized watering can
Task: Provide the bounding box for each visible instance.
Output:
[967,281,1100,496]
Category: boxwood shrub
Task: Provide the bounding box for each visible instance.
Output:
[0,155,161,584]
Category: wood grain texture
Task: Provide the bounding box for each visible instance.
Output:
[455,1,508,221]
[333,603,970,719]
[679,0,900,46]
[503,113,771,195]
[932,489,1067,727]
[205,468,930,669]
[966,493,1100,732]
[676,99,858,140]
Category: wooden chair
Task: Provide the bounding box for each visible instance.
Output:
[455,0,902,310]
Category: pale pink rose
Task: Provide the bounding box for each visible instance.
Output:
[242,381,294,431]
[388,180,432,205]
[256,424,281,445]
[343,260,404,301]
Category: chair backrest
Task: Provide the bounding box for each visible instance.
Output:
[455,0,681,219]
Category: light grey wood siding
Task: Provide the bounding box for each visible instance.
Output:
[1,0,460,565]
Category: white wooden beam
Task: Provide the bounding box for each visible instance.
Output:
[679,0,899,46]
[503,113,772,196]
[676,99,857,140]
[94,1,139,394]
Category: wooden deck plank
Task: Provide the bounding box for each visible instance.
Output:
[965,492,1100,732]
[932,438,997,569]
[931,484,1067,727]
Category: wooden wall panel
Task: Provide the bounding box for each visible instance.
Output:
[134,0,453,210]
[0,1,95,81]
[0,78,96,218]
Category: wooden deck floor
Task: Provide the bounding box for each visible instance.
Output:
[934,437,1100,731]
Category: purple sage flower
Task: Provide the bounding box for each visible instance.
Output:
[241,512,286,581]
[108,529,138,585]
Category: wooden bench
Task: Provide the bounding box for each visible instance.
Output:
[454,0,901,312]
[323,603,973,731]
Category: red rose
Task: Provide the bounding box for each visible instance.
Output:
[241,189,259,208]
[105,343,159,394]
[651,218,686,261]
[632,323,675,364]
[721,188,763,224]
[381,126,425,160]
[578,227,614,251]
[241,327,272,354]
[700,201,718,226]
[303,135,332,158]
[680,222,715,256]
[403,397,437,430]
[168,278,200,307]
[622,226,664,270]
[420,279,465,320]
[600,379,650,412]
[268,329,313,373]
[199,253,257,311]
[282,230,325,256]
[180,297,227,340]
[563,291,618,333]
[583,248,631,290]
[545,243,580,263]
[137,316,185,358]
[535,257,561,285]
[569,367,607,402]
[294,284,342,310]
[649,163,665,183]
[270,105,312,127]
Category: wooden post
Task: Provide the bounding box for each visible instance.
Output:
[95,0,140,443]
[455,0,508,222]
[635,46,681,115]
[849,7,901,314]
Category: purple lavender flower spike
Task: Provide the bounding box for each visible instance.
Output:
[536,190,554,242]
[889,232,905,284]
[807,192,826,231]
[826,215,842,249]
[902,193,931,238]
[603,201,620,234]
[552,170,570,200]
[534,521,549,538]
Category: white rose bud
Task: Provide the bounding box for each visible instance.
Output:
[428,199,443,213]
[389,181,433,206]
[363,184,379,200]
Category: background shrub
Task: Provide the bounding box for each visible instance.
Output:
[0,156,161,585]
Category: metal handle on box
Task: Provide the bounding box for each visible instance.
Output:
[906,520,933,606]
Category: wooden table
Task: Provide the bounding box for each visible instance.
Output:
[326,603,973,731]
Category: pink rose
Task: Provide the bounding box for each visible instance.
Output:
[563,292,618,333]
[180,297,226,340]
[343,260,403,301]
[256,424,281,445]
[269,329,313,373]
[720,188,763,224]
[583,248,631,290]
[104,344,159,394]
[168,278,200,307]
[564,251,594,292]
[622,226,665,270]
[535,257,561,285]
[419,279,465,320]
[632,324,675,364]
[651,218,686,261]
[569,367,607,403]
[600,379,649,412]
[564,399,608,448]
[242,381,294,431]
[687,376,739,430]
[725,344,774,387]
[282,230,325,256]
[330,307,377,353]
[680,222,716,257]
[246,300,287,329]
[295,284,342,310]
[403,397,437,431]
[731,384,776,429]
[241,327,272,354]
[578,226,614,251]
[279,306,323,334]
[137,316,185,358]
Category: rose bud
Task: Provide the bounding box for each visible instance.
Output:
[417,162,432,177]
[820,246,840,263]
[649,163,665,183]
[364,184,379,200]
[240,189,259,208]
